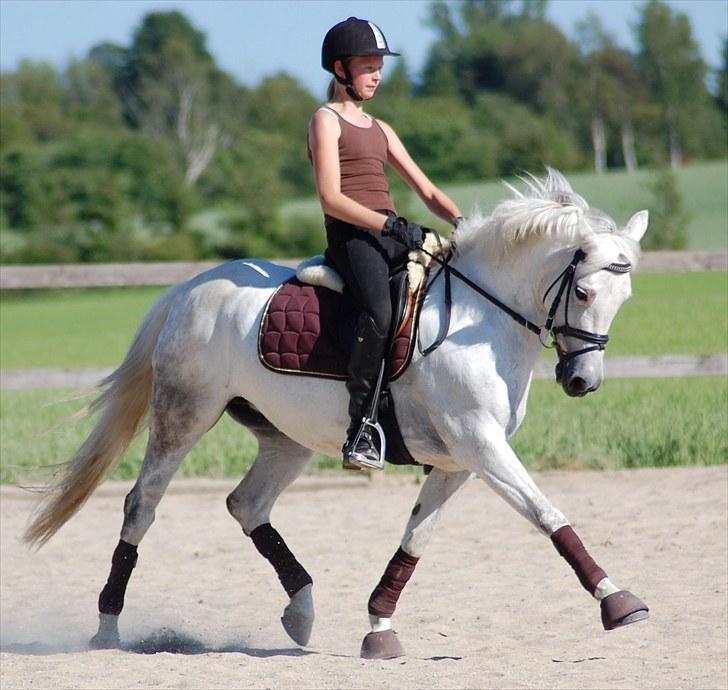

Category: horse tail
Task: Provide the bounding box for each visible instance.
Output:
[24,286,179,548]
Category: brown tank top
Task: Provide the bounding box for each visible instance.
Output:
[314,107,396,225]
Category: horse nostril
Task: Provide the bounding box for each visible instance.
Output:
[567,376,589,396]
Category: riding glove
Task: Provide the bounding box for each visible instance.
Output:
[382,216,424,250]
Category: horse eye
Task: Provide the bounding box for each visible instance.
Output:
[574,286,589,301]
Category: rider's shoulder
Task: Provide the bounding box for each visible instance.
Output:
[308,106,341,138]
[373,117,398,143]
[310,106,341,131]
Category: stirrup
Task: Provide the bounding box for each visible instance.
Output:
[342,419,386,471]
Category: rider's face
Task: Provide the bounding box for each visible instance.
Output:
[336,56,383,99]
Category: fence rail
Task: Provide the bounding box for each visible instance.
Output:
[1,251,725,289]
[2,354,725,390]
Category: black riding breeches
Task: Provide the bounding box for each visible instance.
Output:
[325,217,410,336]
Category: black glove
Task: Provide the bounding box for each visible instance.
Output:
[382,216,424,250]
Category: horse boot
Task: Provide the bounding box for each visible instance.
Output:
[342,313,389,471]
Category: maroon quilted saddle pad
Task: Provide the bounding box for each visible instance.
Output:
[258,278,424,381]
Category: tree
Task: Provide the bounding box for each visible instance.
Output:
[421,0,582,130]
[124,12,221,186]
[246,73,318,196]
[642,167,689,249]
[576,14,646,172]
[717,37,728,114]
[636,0,710,167]
[65,58,125,128]
[0,61,68,144]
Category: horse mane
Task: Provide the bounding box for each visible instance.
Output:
[455,168,638,267]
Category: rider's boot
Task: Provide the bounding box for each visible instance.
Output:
[342,313,388,471]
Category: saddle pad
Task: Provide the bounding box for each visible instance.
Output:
[258,278,422,381]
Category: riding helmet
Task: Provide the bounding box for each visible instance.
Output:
[321,17,399,73]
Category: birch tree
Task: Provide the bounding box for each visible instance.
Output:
[636,0,708,168]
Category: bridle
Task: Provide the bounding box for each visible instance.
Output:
[418,239,633,375]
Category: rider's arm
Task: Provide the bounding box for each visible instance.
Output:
[308,110,390,232]
[377,119,463,225]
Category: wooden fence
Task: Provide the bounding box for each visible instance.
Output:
[0,251,726,289]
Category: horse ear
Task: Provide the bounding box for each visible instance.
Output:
[623,210,649,243]
[545,167,574,195]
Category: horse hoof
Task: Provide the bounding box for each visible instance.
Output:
[360,630,405,660]
[601,590,649,631]
[89,613,120,649]
[281,584,314,646]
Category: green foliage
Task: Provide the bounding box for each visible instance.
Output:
[636,0,717,163]
[719,37,728,113]
[473,92,584,173]
[0,131,191,262]
[641,167,690,249]
[0,5,725,265]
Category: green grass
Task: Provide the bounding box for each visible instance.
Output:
[0,286,166,367]
[1,272,725,368]
[1,377,724,484]
[511,377,727,470]
[593,271,727,356]
[283,160,728,250]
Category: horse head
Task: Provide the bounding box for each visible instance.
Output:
[543,180,649,397]
[453,168,649,398]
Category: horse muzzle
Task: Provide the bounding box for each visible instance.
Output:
[555,354,603,398]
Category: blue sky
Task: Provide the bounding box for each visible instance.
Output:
[1,0,725,96]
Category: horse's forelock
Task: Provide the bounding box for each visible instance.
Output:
[581,230,641,273]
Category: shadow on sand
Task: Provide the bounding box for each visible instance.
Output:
[1,627,315,659]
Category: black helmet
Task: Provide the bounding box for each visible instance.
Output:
[321,17,399,74]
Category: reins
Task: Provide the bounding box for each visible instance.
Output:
[416,231,631,367]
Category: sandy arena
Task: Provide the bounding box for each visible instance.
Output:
[1,465,726,689]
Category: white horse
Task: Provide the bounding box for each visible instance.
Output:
[25,169,649,659]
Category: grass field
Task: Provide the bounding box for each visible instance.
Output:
[1,272,725,368]
[283,159,728,250]
[1,376,724,485]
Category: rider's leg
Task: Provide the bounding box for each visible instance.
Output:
[326,223,399,470]
[342,313,389,468]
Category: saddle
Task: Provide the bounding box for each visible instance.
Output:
[258,232,449,382]
[258,267,423,382]
[257,234,450,467]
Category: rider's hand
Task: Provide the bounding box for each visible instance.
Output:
[382,216,424,250]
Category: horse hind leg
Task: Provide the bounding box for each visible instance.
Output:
[225,424,313,646]
[90,378,228,649]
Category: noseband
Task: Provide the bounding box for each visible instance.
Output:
[419,242,632,370]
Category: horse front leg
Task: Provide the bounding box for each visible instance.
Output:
[361,468,472,660]
[459,423,648,631]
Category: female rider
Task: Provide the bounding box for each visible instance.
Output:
[308,17,462,471]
